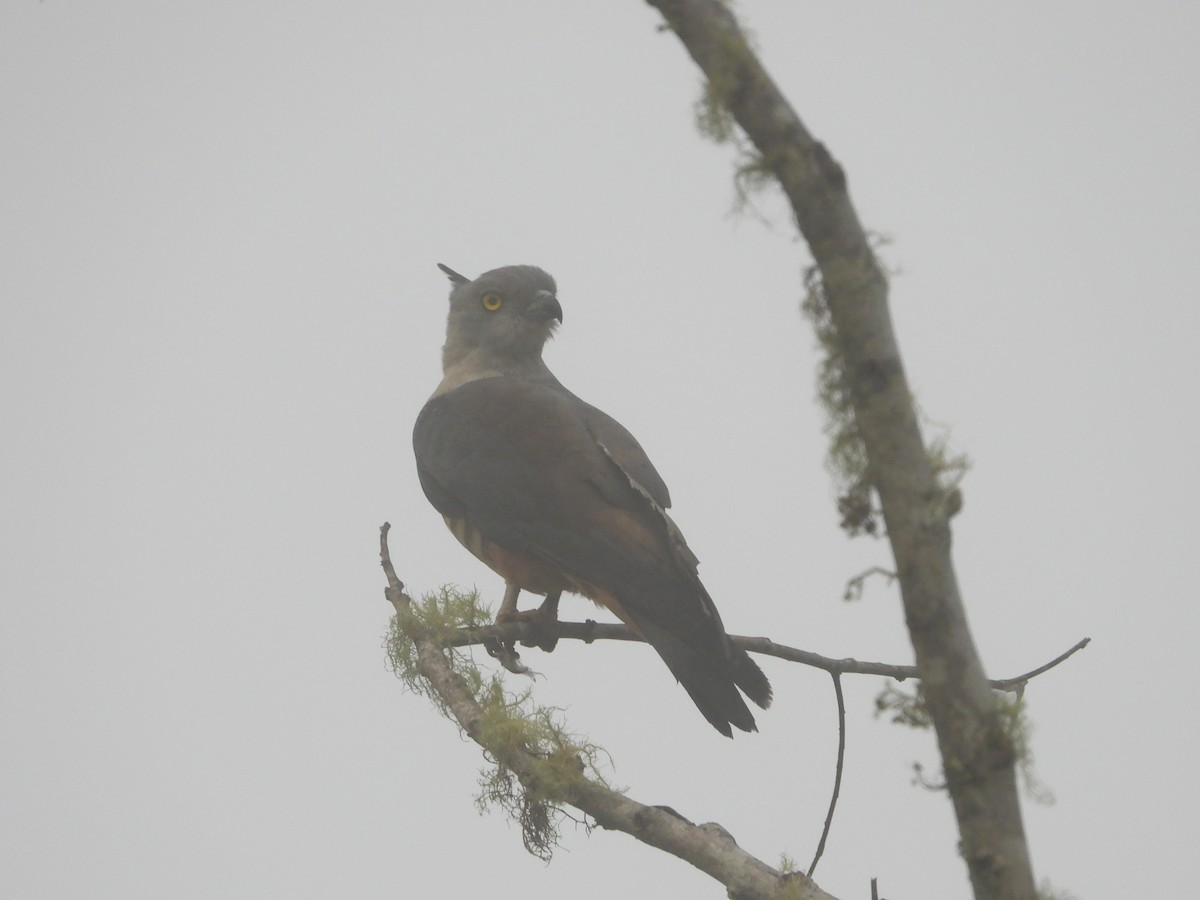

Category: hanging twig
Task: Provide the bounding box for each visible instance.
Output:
[808,672,846,877]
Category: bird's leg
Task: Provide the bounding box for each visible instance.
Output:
[483,582,527,671]
[494,584,561,653]
[497,581,523,620]
[527,591,561,652]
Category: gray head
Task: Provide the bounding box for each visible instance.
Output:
[437,264,563,373]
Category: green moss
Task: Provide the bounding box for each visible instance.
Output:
[874,683,932,730]
[998,692,1055,805]
[775,853,815,899]
[694,76,737,144]
[875,684,1056,806]
[800,261,879,535]
[473,676,615,861]
[385,585,491,718]
[690,18,755,147]
[386,584,615,861]
[925,429,970,519]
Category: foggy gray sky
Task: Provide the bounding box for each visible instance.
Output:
[2,3,1197,898]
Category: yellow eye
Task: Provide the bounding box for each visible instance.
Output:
[481,292,503,312]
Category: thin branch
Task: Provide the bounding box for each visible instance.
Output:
[441,618,1089,693]
[987,638,1091,692]
[379,524,838,900]
[843,566,896,602]
[808,672,845,878]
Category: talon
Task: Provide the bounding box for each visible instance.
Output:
[484,637,528,674]
[495,590,561,652]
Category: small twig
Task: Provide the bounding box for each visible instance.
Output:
[379,523,403,594]
[807,672,845,878]
[988,637,1092,691]
[843,566,897,602]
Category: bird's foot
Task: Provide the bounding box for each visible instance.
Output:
[496,592,561,652]
[484,637,530,674]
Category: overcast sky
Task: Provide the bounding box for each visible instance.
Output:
[2,3,1197,898]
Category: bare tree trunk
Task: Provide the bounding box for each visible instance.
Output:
[644,3,1038,898]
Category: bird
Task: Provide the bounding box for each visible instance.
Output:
[412,263,771,735]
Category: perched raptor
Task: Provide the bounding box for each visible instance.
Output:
[413,264,771,735]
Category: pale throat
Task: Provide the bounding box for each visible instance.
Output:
[434,343,553,397]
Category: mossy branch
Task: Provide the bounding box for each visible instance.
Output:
[381,524,1087,895]
[380,523,837,900]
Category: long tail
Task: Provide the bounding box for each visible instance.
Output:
[639,619,772,737]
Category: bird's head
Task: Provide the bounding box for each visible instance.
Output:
[437,263,563,374]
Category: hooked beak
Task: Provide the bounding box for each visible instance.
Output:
[526,289,563,324]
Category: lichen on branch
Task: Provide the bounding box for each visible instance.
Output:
[386,584,614,861]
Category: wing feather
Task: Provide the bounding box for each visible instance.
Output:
[413,375,771,733]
